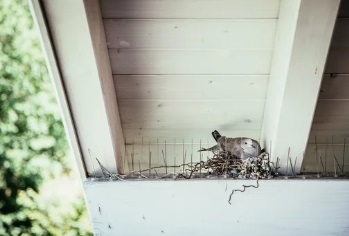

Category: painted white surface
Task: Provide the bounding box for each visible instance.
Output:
[104,19,277,49]
[119,100,264,125]
[29,0,86,179]
[84,0,129,173]
[261,0,340,174]
[114,75,269,100]
[100,0,280,19]
[85,179,349,236]
[40,0,124,174]
[110,49,272,75]
[123,130,261,143]
[124,137,218,173]
[119,99,263,149]
[103,0,280,169]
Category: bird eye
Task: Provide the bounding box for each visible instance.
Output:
[244,142,247,144]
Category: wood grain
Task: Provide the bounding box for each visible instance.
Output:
[123,129,261,140]
[104,19,277,49]
[114,75,268,100]
[85,180,349,236]
[109,49,272,75]
[84,0,129,173]
[325,19,349,73]
[119,99,264,143]
[303,143,349,173]
[118,100,264,123]
[100,0,280,19]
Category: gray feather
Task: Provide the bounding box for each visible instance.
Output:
[199,136,261,159]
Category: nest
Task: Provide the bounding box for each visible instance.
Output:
[177,152,274,179]
[95,150,276,180]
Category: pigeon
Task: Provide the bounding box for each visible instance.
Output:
[199,135,262,159]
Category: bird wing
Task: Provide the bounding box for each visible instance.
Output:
[198,144,219,152]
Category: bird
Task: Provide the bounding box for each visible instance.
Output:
[199,131,263,159]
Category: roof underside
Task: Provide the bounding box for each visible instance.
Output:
[101,0,280,144]
[303,2,349,173]
[34,0,343,175]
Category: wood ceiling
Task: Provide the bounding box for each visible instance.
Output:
[304,1,349,173]
[100,0,280,143]
[99,0,280,169]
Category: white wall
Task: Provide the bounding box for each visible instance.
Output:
[85,179,349,236]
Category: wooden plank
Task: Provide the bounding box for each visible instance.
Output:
[122,120,262,130]
[325,50,349,73]
[85,180,349,236]
[104,19,277,49]
[319,74,349,99]
[303,143,348,173]
[120,99,264,143]
[338,0,349,18]
[261,0,340,174]
[39,0,123,175]
[314,100,349,116]
[311,123,349,130]
[109,49,272,75]
[325,19,349,73]
[309,74,349,155]
[312,115,349,124]
[114,75,269,100]
[118,100,264,123]
[29,0,87,179]
[84,0,129,174]
[123,129,261,140]
[124,137,219,172]
[123,126,261,145]
[100,0,280,19]
[308,130,349,144]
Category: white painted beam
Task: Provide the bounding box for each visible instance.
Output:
[85,179,349,236]
[31,0,128,175]
[29,0,87,180]
[261,0,340,174]
[83,0,129,174]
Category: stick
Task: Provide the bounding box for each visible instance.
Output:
[343,138,346,174]
[149,140,151,177]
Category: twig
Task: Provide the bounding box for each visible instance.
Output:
[228,178,259,204]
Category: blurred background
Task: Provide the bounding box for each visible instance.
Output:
[0,0,92,235]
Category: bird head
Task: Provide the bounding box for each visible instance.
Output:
[241,138,259,156]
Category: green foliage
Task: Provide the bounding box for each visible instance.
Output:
[0,0,92,235]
